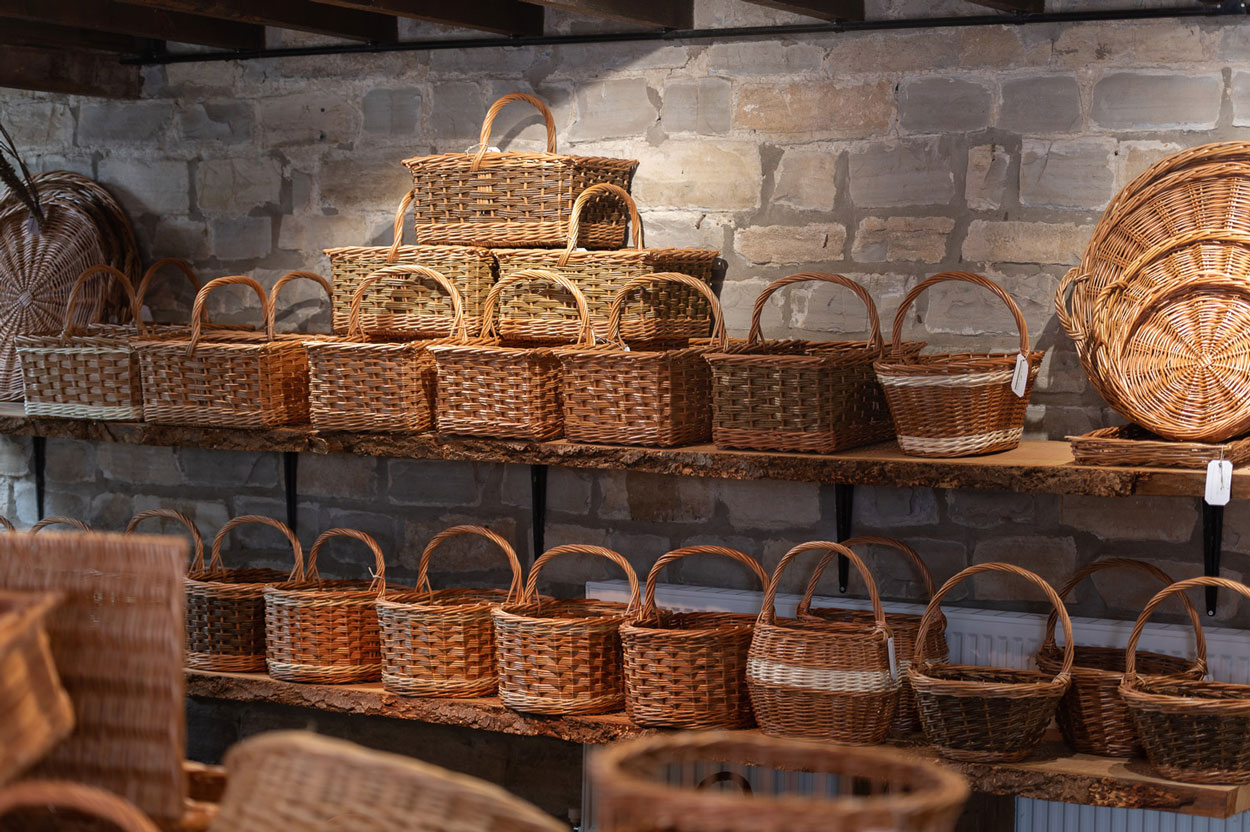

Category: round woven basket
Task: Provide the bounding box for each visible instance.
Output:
[621,545,769,729]
[29,516,92,533]
[0,780,161,832]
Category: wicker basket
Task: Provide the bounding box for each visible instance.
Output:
[29,516,91,534]
[705,273,924,454]
[429,269,594,440]
[125,507,204,568]
[1069,424,1250,468]
[494,183,718,344]
[264,528,385,684]
[1036,558,1206,758]
[324,191,495,338]
[493,544,640,715]
[0,781,161,832]
[0,590,73,786]
[560,272,725,448]
[796,535,949,736]
[910,562,1073,763]
[747,541,900,743]
[1120,576,1250,784]
[402,92,638,249]
[621,545,769,729]
[591,730,971,832]
[377,525,523,697]
[875,272,1043,458]
[308,264,467,433]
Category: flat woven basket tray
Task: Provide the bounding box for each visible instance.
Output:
[1068,424,1250,469]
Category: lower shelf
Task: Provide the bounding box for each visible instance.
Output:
[186,669,1250,819]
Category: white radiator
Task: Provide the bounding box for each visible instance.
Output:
[584,580,1250,831]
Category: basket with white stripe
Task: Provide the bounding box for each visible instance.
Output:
[874,272,1043,458]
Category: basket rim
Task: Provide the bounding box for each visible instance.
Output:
[377,586,513,614]
[493,597,634,628]
[186,568,292,590]
[1036,643,1198,681]
[1120,674,1250,712]
[909,661,1068,697]
[875,349,1044,376]
[401,149,639,168]
[323,243,495,259]
[264,578,379,601]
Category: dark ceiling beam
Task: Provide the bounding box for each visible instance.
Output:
[966,0,1044,11]
[0,44,141,98]
[311,0,543,35]
[0,0,264,49]
[739,0,864,20]
[518,0,691,29]
[116,0,398,42]
[0,19,154,52]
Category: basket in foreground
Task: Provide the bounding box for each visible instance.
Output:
[0,781,162,832]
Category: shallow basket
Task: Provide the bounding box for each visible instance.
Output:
[0,781,162,832]
[493,544,640,715]
[622,545,769,729]
[747,541,899,744]
[591,730,971,832]
[402,92,637,249]
[910,562,1073,763]
[377,525,523,698]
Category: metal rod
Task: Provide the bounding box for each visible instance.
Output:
[530,464,548,564]
[32,436,46,521]
[834,483,854,593]
[283,451,299,534]
[1203,500,1224,617]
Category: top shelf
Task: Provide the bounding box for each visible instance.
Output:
[0,403,1237,500]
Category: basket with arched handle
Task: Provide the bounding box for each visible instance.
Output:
[747,540,900,744]
[1035,558,1206,757]
[910,562,1073,762]
[0,781,162,832]
[29,516,92,534]
[493,544,641,714]
[402,92,638,249]
[377,525,523,697]
[620,545,769,728]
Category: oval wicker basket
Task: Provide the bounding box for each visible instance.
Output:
[0,781,161,832]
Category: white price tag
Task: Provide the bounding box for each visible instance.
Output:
[1206,459,1233,506]
[1010,352,1029,398]
[887,636,899,682]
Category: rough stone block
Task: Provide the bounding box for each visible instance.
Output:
[362,88,422,136]
[98,444,181,487]
[179,101,253,145]
[735,223,846,265]
[1053,21,1208,67]
[569,78,658,142]
[1,100,74,149]
[661,78,731,135]
[840,537,967,602]
[718,277,772,336]
[196,157,282,214]
[999,76,1081,134]
[388,459,483,507]
[735,80,893,139]
[959,26,1050,68]
[1019,138,1116,211]
[849,139,955,208]
[598,471,714,524]
[1090,72,1222,132]
[971,535,1077,600]
[97,158,190,216]
[260,92,361,147]
[851,216,953,264]
[946,491,1049,529]
[899,77,992,134]
[965,144,1010,212]
[1234,72,1250,128]
[209,217,272,262]
[548,468,592,515]
[922,270,1056,342]
[1090,557,1242,623]
[300,453,379,500]
[79,100,175,144]
[636,211,728,252]
[152,218,211,263]
[851,486,939,529]
[706,41,823,75]
[401,514,523,575]
[631,139,762,212]
[788,273,914,339]
[44,440,95,485]
[0,437,31,478]
[772,148,838,211]
[318,152,414,213]
[1114,140,1184,191]
[178,448,279,488]
[1060,495,1197,543]
[277,214,370,253]
[828,31,958,74]
[962,220,1092,265]
[717,479,819,531]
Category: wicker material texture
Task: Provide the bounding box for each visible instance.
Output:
[748,541,900,743]
[493,544,640,715]
[875,272,1043,458]
[264,528,385,684]
[29,516,91,534]
[0,591,73,786]
[0,781,161,832]
[561,272,725,448]
[592,730,970,832]
[622,545,769,729]
[1069,424,1250,468]
[378,525,522,697]
[911,562,1073,763]
[402,92,638,249]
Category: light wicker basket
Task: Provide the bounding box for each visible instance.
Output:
[1068,424,1250,469]
[0,590,73,786]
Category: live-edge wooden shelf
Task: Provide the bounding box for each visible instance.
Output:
[186,669,1250,820]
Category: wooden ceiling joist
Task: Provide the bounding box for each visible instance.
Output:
[0,0,265,49]
[518,0,692,30]
[966,0,1044,11]
[311,0,544,36]
[116,0,399,43]
[0,19,153,52]
[0,44,141,98]
[739,0,865,20]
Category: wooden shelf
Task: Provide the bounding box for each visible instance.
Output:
[186,669,1250,819]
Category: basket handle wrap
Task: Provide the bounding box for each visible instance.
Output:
[747,272,883,351]
[209,515,303,581]
[125,509,205,571]
[0,516,13,532]
[268,271,333,330]
[190,275,271,354]
[559,182,642,265]
[524,543,641,616]
[1054,268,1088,346]
[1123,575,1246,683]
[349,265,467,339]
[62,264,146,338]
[306,527,386,595]
[606,272,725,349]
[480,268,596,346]
[758,541,889,633]
[889,272,1029,357]
[29,516,92,534]
[135,258,201,320]
[1042,558,1207,678]
[0,780,162,832]
[641,545,769,619]
[471,92,557,171]
[913,562,1074,683]
[796,536,937,617]
[385,189,416,264]
[414,525,523,603]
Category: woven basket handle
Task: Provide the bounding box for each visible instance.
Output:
[606,272,725,348]
[0,516,13,532]
[0,781,162,832]
[1124,576,1247,682]
[135,258,201,320]
[641,545,769,619]
[1054,268,1088,345]
[385,190,416,263]
[795,536,937,617]
[268,271,333,330]
[190,276,271,354]
[414,525,523,603]
[29,516,92,534]
[349,265,467,339]
[481,268,596,346]
[524,543,641,615]
[890,272,1028,357]
[208,515,303,581]
[747,273,883,351]
[559,183,642,265]
[61,264,146,338]
[471,92,557,171]
[125,509,205,572]
[758,541,888,633]
[306,528,386,595]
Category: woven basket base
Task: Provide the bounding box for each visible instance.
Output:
[186,652,267,673]
[897,426,1023,458]
[24,402,143,421]
[266,661,382,684]
[498,690,624,715]
[749,683,897,744]
[382,673,497,698]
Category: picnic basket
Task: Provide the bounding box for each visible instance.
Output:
[0,590,73,786]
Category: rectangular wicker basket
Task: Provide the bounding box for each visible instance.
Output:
[1069,424,1250,468]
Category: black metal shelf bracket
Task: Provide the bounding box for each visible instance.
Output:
[32,436,46,520]
[835,483,854,593]
[531,464,548,565]
[1202,500,1224,617]
[283,451,299,534]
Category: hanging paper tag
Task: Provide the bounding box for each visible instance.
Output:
[1206,459,1233,506]
[1010,352,1029,398]
[887,636,899,682]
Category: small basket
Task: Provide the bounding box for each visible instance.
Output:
[621,545,769,729]
[796,535,949,736]
[29,516,92,533]
[493,183,718,344]
[0,781,161,832]
[560,272,725,448]
[875,272,1044,458]
[910,562,1073,763]
[377,525,523,697]
[1036,558,1206,758]
[429,269,594,440]
[402,92,638,249]
[591,730,971,832]
[264,528,386,684]
[1069,425,1250,469]
[493,544,640,715]
[1120,576,1250,784]
[747,541,900,744]
[308,265,467,433]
